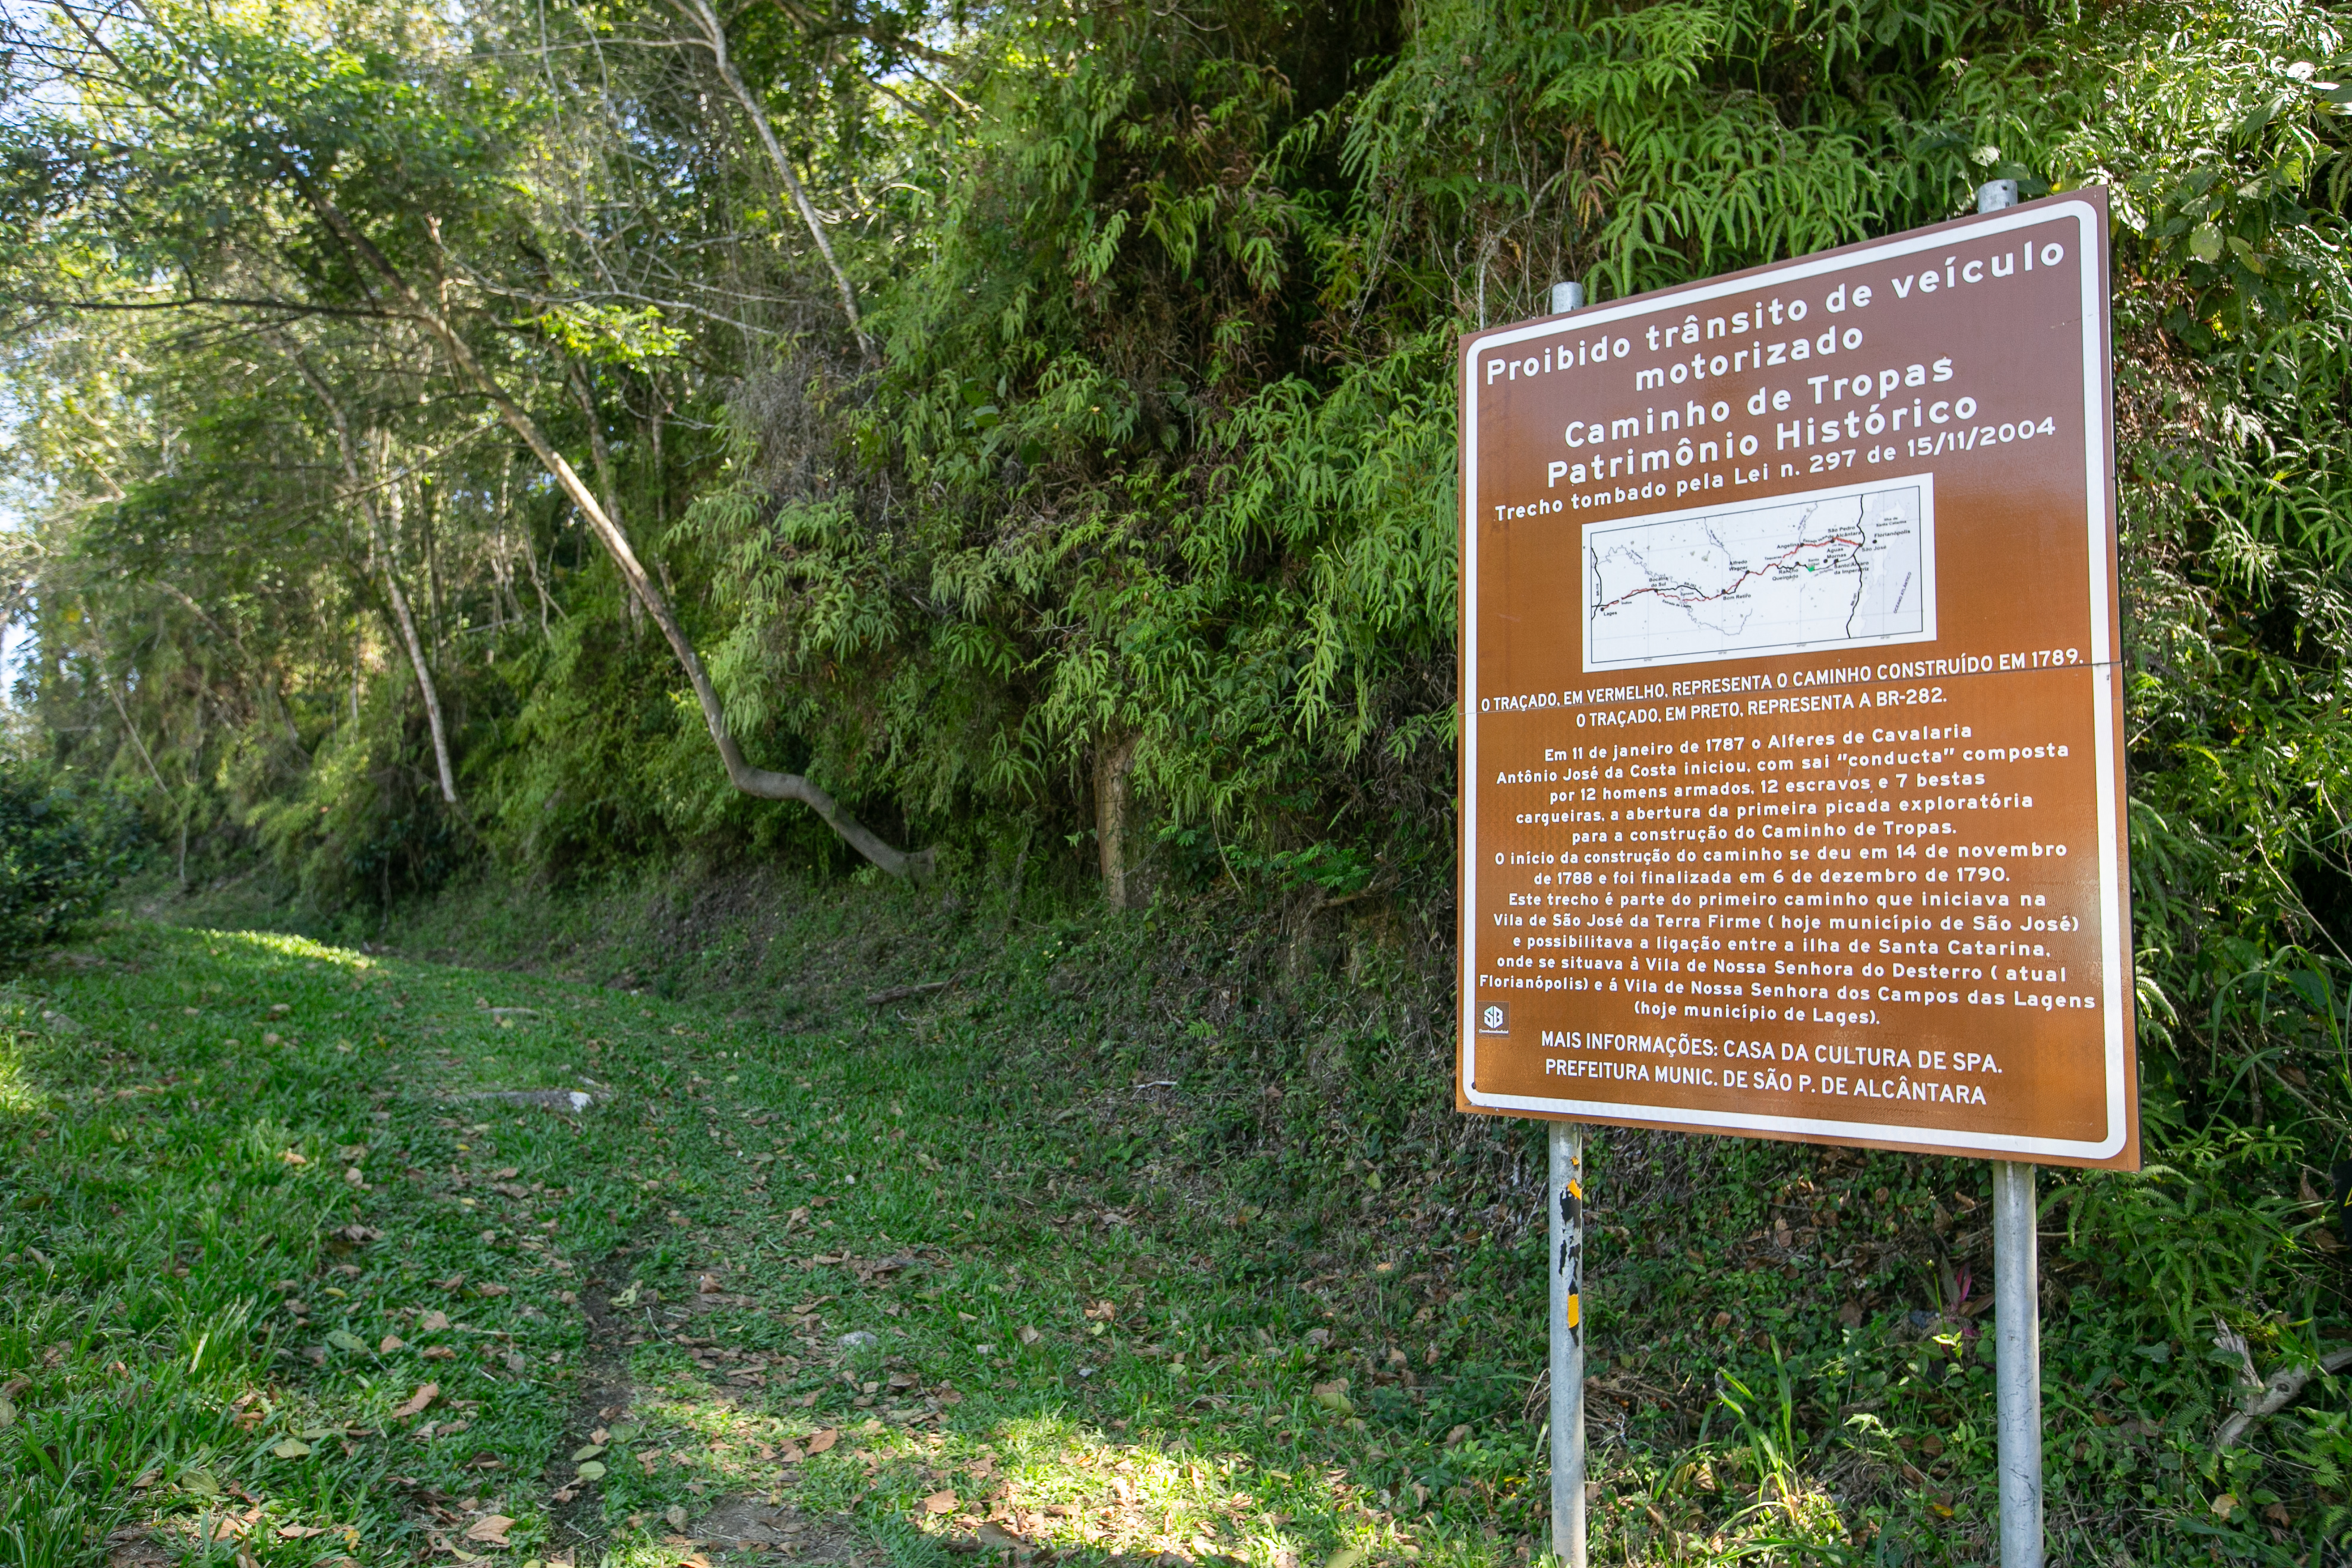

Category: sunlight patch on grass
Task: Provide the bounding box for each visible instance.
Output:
[197,927,379,971]
[0,1030,48,1119]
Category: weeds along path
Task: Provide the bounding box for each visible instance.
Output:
[0,921,1566,1568]
[5,918,2326,1568]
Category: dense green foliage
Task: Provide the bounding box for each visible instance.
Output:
[4,0,2352,1554]
[0,758,140,951]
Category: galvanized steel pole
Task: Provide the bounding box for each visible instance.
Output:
[1969,179,2043,1568]
[1549,1124,1586,1567]
[1545,273,1588,1568]
[1993,1159,2043,1567]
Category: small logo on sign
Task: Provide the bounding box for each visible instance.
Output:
[1478,1002,1509,1035]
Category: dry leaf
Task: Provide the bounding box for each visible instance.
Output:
[464,1516,514,1546]
[804,1428,840,1455]
[475,1285,510,1299]
[920,1491,957,1515]
[380,1336,406,1354]
[422,1346,458,1361]
[664,1506,688,1531]
[419,1311,451,1332]
[277,1526,328,1540]
[1016,1327,1039,1346]
[777,1441,805,1463]
[391,1383,440,1421]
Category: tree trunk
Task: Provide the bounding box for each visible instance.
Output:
[377,464,461,805]
[279,342,460,806]
[1096,732,1142,909]
[297,195,929,879]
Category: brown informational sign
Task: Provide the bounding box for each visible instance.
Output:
[1457,191,2137,1169]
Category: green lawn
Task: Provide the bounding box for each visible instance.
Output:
[1,921,1532,1568]
[1,913,2337,1568]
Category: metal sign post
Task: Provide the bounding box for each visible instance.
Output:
[1543,277,1589,1568]
[1549,1122,1585,1567]
[1972,177,2044,1568]
[1993,1159,2043,1567]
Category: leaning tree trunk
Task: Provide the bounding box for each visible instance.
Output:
[294,192,930,879]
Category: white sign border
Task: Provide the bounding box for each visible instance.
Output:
[1459,197,2129,1162]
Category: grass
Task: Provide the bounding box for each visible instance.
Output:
[3,884,2346,1568]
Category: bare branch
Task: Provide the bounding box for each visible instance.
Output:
[275,335,461,806]
[663,0,875,363]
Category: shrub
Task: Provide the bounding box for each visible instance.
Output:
[0,761,141,951]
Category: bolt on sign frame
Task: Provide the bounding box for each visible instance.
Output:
[1456,189,2137,1568]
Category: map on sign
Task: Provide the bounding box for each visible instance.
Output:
[1582,475,1936,671]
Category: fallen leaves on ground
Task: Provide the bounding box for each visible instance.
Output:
[390,1383,440,1421]
[463,1516,514,1545]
